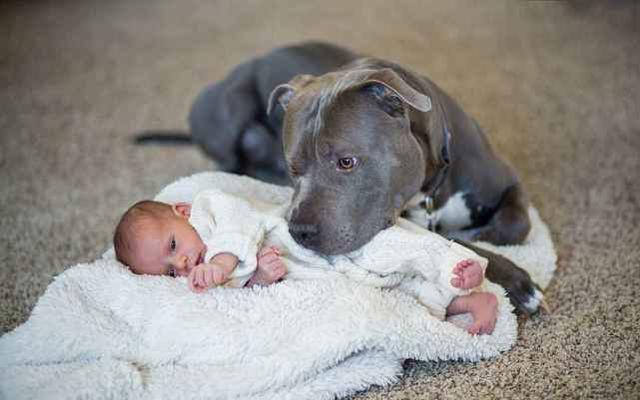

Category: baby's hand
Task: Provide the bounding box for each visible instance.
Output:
[188,263,233,293]
[250,246,286,287]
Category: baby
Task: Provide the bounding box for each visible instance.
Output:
[114,189,498,335]
[113,200,287,292]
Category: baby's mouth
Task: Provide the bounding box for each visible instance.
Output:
[197,250,205,265]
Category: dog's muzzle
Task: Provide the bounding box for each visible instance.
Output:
[288,223,320,248]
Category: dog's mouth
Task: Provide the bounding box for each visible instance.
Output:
[319,240,357,256]
[289,218,389,256]
[287,186,394,255]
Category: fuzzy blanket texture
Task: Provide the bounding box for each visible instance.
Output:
[0,172,556,400]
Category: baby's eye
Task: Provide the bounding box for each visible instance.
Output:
[168,267,176,278]
[170,238,177,252]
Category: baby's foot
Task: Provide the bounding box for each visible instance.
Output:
[466,292,498,335]
[451,259,484,289]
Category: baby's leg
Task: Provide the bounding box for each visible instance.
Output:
[451,259,484,289]
[446,292,498,335]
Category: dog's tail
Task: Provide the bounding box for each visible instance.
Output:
[133,130,193,145]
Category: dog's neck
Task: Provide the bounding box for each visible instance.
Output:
[403,191,436,230]
[405,114,452,231]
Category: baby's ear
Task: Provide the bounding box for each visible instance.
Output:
[172,203,192,218]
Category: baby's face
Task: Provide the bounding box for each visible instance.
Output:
[131,204,207,277]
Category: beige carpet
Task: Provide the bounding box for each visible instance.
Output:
[1,1,638,398]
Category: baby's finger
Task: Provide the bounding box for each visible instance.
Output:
[188,271,204,293]
[203,268,215,288]
[191,283,205,293]
[187,268,197,286]
[275,261,287,273]
[200,269,209,288]
[265,253,281,263]
[268,258,283,268]
[195,268,206,288]
[213,268,227,285]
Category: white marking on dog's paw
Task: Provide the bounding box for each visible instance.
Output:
[523,288,544,314]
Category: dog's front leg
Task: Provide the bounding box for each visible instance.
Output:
[455,240,544,315]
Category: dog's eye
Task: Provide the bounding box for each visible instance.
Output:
[337,157,358,171]
[287,158,303,177]
[289,165,300,177]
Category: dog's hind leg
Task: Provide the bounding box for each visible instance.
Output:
[189,61,263,173]
[239,122,290,185]
[450,183,531,246]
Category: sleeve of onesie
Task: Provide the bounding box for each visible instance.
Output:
[189,189,266,287]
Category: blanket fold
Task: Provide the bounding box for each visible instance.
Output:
[0,172,556,400]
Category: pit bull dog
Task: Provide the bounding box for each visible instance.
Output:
[136,42,543,314]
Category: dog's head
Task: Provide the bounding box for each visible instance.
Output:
[268,66,449,255]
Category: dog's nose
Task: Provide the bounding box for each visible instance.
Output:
[289,223,320,247]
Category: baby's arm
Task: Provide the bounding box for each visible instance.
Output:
[191,189,268,287]
[189,246,287,291]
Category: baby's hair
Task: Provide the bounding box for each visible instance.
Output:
[113,200,172,269]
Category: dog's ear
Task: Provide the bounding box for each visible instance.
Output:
[355,68,432,113]
[353,68,450,170]
[268,74,316,115]
[267,84,296,115]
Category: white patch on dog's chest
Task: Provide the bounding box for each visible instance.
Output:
[404,191,472,232]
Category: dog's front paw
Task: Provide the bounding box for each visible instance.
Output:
[502,274,545,315]
[456,240,546,316]
[487,255,545,315]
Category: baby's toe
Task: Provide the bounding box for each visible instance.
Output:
[480,320,496,335]
[467,324,481,335]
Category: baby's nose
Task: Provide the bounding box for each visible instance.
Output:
[175,255,190,270]
[171,256,190,277]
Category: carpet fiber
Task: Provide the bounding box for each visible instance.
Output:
[1,1,638,398]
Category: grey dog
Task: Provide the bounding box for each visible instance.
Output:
[136,42,543,314]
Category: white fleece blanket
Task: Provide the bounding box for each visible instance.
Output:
[0,172,557,400]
